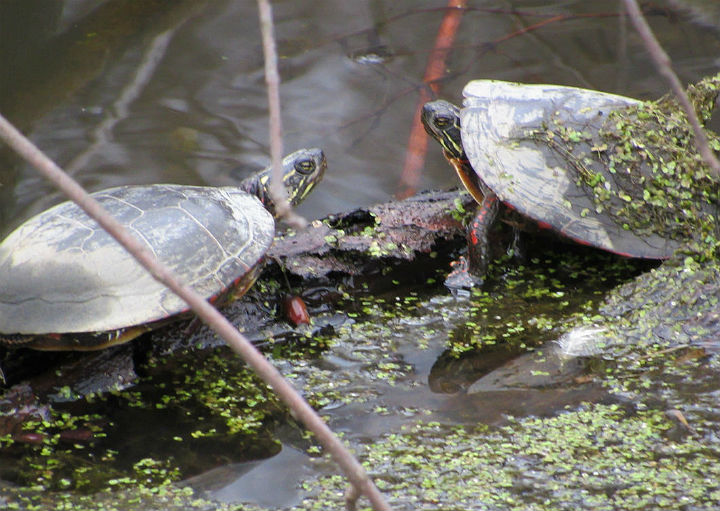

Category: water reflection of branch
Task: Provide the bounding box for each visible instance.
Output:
[622,0,720,179]
[395,5,621,198]
[332,8,662,148]
[397,0,467,199]
[64,28,176,175]
[333,6,621,48]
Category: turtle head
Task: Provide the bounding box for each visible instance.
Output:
[278,148,326,207]
[421,100,466,161]
[242,148,326,216]
[422,100,488,205]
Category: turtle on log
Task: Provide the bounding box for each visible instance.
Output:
[422,73,720,287]
[0,148,326,350]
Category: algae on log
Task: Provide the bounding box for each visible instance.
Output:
[528,72,720,259]
[269,189,472,279]
[581,258,720,355]
[551,75,720,362]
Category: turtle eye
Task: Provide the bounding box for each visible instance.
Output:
[434,115,452,129]
[294,159,316,175]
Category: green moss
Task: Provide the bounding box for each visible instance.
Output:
[441,244,648,356]
[0,347,289,494]
[583,256,720,401]
[449,194,469,222]
[530,72,720,260]
[292,403,720,510]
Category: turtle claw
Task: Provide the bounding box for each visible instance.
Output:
[445,257,485,290]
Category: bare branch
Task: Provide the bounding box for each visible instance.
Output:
[257,0,308,229]
[0,112,390,511]
[622,0,720,179]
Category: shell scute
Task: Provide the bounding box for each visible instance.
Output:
[0,185,274,335]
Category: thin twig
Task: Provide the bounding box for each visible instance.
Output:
[622,0,720,179]
[0,113,390,511]
[257,0,308,229]
[257,2,388,507]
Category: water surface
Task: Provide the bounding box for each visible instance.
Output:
[1,0,718,233]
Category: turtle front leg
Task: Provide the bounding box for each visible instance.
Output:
[446,193,500,289]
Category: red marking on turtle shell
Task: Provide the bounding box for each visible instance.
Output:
[570,236,592,247]
[563,232,635,258]
[557,226,636,258]
[469,229,479,246]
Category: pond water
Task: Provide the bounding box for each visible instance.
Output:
[2,1,720,510]
[1,0,719,233]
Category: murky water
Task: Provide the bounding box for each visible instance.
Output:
[1,0,719,233]
[2,1,720,509]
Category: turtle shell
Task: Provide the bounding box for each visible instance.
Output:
[460,80,684,258]
[0,185,274,339]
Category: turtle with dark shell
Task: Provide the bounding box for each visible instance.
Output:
[0,148,326,350]
[422,77,720,288]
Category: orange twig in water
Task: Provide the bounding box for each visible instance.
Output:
[397,0,467,199]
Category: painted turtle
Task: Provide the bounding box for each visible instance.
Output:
[422,79,720,287]
[0,148,326,350]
